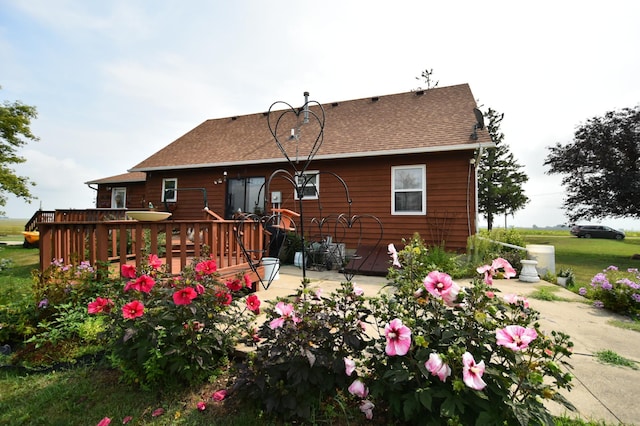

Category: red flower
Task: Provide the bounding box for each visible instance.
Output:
[243,273,252,288]
[96,417,111,426]
[121,264,137,279]
[122,416,133,424]
[151,408,164,417]
[195,283,206,294]
[197,401,206,411]
[148,254,162,270]
[225,278,243,292]
[195,259,217,275]
[135,275,156,293]
[246,294,261,313]
[212,389,227,401]
[87,297,114,314]
[216,291,232,306]
[122,300,144,319]
[173,287,198,305]
[123,280,138,292]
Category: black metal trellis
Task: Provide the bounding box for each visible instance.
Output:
[233,93,384,289]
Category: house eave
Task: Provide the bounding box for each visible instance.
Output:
[129,142,495,173]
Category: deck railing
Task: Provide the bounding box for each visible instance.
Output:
[37,219,265,282]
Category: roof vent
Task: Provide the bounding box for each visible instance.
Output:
[415,90,425,96]
[231,116,238,121]
[371,96,379,102]
[332,102,339,107]
[262,112,268,116]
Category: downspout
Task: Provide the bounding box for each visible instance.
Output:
[474,146,483,234]
[87,184,98,208]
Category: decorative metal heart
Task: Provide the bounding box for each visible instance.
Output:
[307,213,384,282]
[267,98,325,175]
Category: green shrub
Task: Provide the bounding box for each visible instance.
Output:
[240,237,575,424]
[365,249,574,425]
[91,254,260,389]
[237,280,372,421]
[388,234,467,283]
[468,228,527,273]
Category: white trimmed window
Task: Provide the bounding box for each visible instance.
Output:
[294,171,319,200]
[391,165,426,215]
[162,178,178,202]
[111,187,126,209]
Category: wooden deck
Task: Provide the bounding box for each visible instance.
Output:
[37,217,266,286]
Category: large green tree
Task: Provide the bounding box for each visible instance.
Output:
[477,108,529,230]
[0,87,39,215]
[544,105,640,222]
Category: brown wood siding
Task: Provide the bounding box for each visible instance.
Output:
[95,182,146,209]
[147,151,477,252]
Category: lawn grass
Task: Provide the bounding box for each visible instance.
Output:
[0,365,271,426]
[521,234,640,287]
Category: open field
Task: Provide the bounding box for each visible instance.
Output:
[0,218,27,242]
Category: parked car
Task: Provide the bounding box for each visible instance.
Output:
[570,225,625,240]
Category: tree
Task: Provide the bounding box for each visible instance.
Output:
[477,108,529,230]
[0,86,39,215]
[544,106,640,222]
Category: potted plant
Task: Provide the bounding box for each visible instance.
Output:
[557,267,575,287]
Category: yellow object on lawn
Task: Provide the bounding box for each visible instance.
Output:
[22,231,40,244]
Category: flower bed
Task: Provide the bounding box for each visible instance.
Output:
[236,236,575,424]
[579,266,640,318]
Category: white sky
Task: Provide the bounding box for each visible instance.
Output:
[1,0,639,229]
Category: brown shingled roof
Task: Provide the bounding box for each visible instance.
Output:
[130,84,491,172]
[85,171,147,185]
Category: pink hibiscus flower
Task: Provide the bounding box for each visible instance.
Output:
[269,302,301,329]
[384,318,412,356]
[425,353,451,382]
[246,294,261,313]
[352,283,364,296]
[87,297,114,314]
[423,271,460,305]
[344,357,356,376]
[502,293,530,308]
[197,401,206,411]
[359,400,375,420]
[348,379,369,398]
[477,257,517,284]
[496,325,538,351]
[122,300,144,319]
[120,264,137,279]
[148,254,163,270]
[462,352,486,390]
